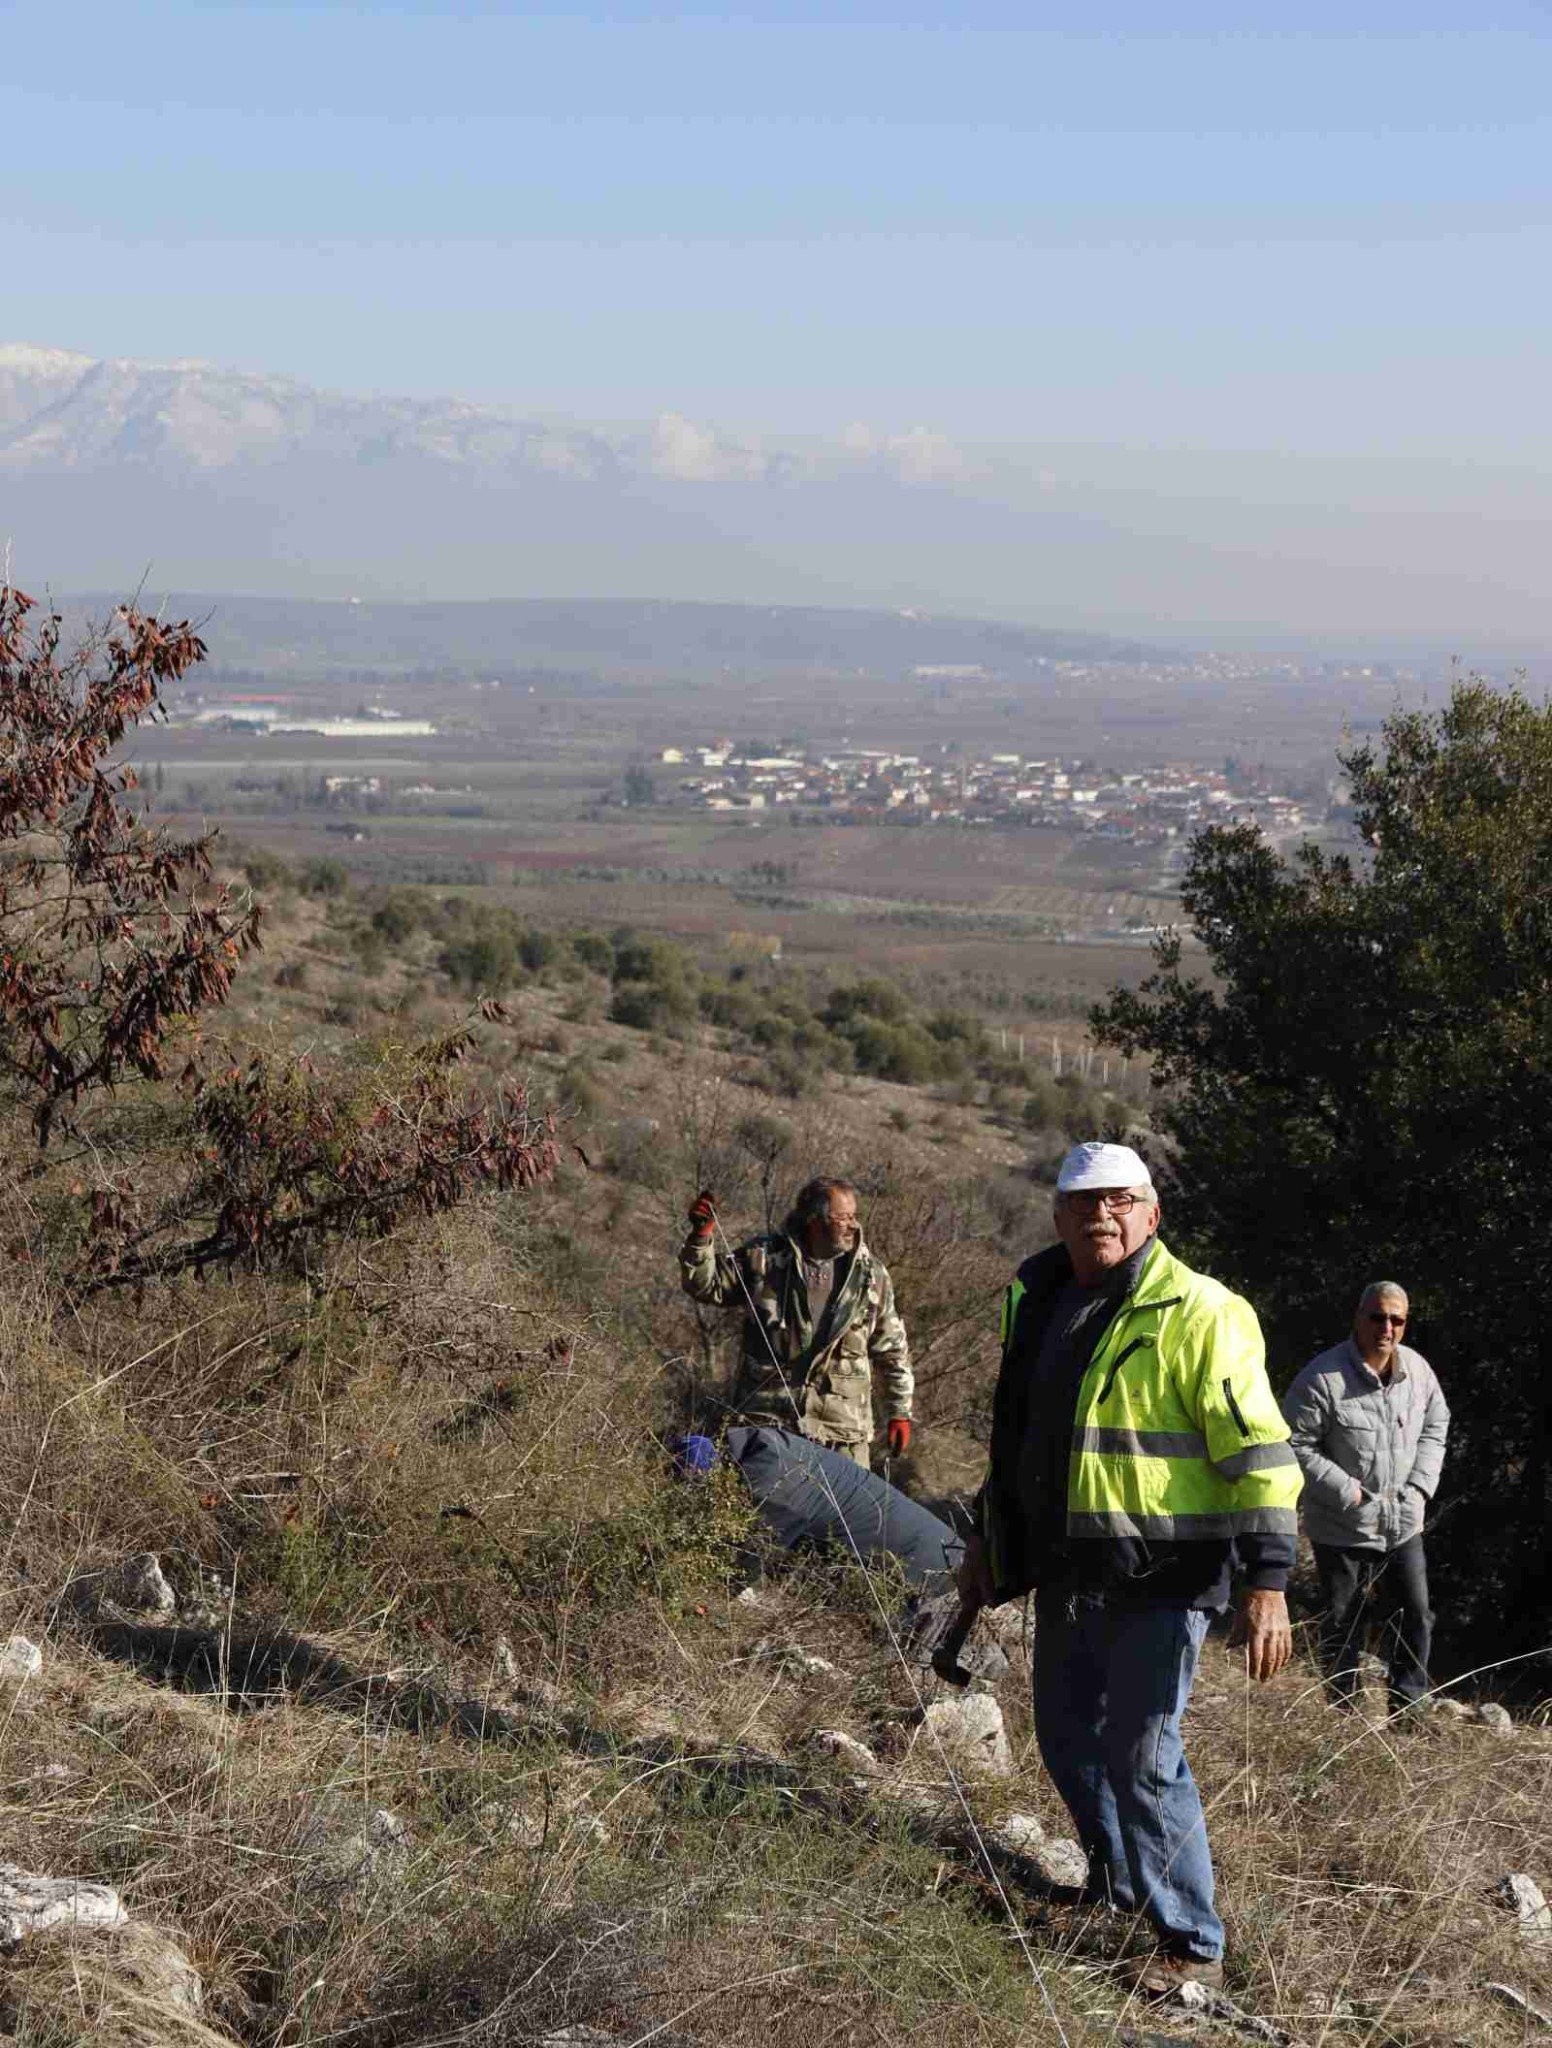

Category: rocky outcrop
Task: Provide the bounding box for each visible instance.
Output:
[59,1553,178,1623]
[0,1870,237,2048]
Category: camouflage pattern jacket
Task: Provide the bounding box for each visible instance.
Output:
[679,1228,913,1445]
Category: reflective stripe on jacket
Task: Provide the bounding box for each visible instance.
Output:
[982,1238,1301,1600]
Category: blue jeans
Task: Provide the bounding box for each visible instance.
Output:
[1033,1591,1224,1961]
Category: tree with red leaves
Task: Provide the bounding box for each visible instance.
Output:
[0,585,260,1146]
[0,585,558,1289]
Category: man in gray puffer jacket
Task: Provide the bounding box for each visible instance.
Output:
[1282,1281,1449,1710]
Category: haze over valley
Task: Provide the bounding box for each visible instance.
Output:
[6,340,1549,656]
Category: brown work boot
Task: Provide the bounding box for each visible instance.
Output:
[1124,1952,1225,1996]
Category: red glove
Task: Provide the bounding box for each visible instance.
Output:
[886,1417,912,1457]
[687,1190,717,1240]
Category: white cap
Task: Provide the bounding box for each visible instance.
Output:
[1056,1141,1154,1194]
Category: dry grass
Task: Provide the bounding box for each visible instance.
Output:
[0,921,1546,2047]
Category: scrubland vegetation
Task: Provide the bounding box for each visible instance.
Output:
[0,590,1548,2047]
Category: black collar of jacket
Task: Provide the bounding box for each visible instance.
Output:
[1010,1234,1156,1331]
[982,1234,1159,1599]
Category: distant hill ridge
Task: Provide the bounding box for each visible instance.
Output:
[54,593,1166,675]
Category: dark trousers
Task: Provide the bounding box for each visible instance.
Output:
[1312,1538,1433,1707]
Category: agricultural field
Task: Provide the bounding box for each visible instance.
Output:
[119,603,1380,1073]
[136,724,1190,1047]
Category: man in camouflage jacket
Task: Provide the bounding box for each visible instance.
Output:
[679,1176,914,1466]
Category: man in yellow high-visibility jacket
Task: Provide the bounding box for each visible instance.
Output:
[960,1141,1301,1997]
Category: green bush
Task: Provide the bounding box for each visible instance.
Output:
[353,926,389,976]
[240,847,292,890]
[926,1007,989,1059]
[749,1050,813,1099]
[521,1466,755,1621]
[440,930,520,995]
[823,978,909,1028]
[844,1017,943,1085]
[297,856,350,898]
[608,930,698,1029]
[370,891,424,946]
[571,930,616,974]
[560,1060,601,1113]
[612,935,686,985]
[519,929,562,974]
[610,982,692,1030]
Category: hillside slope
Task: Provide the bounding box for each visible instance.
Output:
[0,874,1547,2048]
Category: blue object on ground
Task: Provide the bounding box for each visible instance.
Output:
[667,1432,720,1477]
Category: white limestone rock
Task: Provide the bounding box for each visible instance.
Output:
[989,1812,1046,1854]
[103,1919,207,2013]
[809,1729,881,1775]
[477,1801,553,1849]
[60,1552,177,1622]
[751,1639,840,1680]
[1497,1874,1552,1942]
[914,1692,1014,1778]
[871,1777,959,1826]
[0,1865,127,1947]
[1488,1982,1552,2030]
[0,1638,41,1684]
[979,1600,1033,1652]
[984,1814,1089,1888]
[1025,1837,1089,1889]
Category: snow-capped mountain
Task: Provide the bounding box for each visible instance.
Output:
[0,342,817,484]
[0,342,1022,609]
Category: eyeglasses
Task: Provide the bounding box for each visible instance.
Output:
[1364,1311,1407,1327]
[1060,1189,1148,1216]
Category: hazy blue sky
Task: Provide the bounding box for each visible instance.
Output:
[6,3,1551,641]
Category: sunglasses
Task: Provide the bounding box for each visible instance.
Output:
[1364,1311,1407,1327]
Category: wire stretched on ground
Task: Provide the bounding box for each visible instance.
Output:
[704,1203,1075,2048]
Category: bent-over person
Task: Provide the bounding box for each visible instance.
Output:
[678,1176,913,1467]
[1282,1281,1449,1712]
